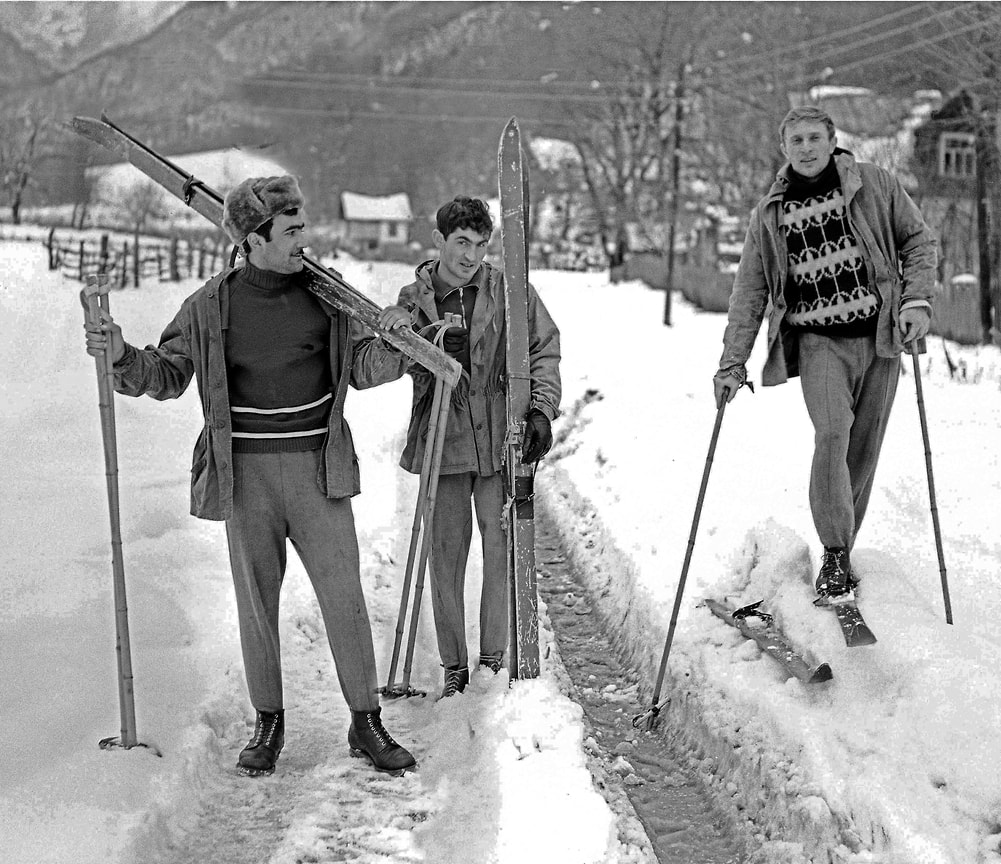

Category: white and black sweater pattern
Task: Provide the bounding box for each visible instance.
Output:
[782,174,879,331]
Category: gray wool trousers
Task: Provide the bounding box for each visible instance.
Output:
[225,449,380,714]
[798,331,900,551]
[429,471,509,669]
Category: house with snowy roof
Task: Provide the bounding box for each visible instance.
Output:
[339,191,412,252]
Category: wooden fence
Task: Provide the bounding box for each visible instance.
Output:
[929,276,985,346]
[42,229,228,289]
[613,252,990,345]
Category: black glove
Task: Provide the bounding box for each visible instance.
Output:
[441,326,468,357]
[521,409,552,464]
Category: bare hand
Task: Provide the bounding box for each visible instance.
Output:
[713,374,741,409]
[899,306,931,344]
[80,276,125,362]
[378,305,412,333]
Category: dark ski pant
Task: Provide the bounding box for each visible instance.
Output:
[429,471,508,669]
[226,449,380,714]
[798,331,900,550]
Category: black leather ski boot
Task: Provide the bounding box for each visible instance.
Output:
[815,547,853,598]
[237,709,284,777]
[347,708,416,776]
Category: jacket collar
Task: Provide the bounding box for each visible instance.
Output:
[413,258,494,321]
[765,148,861,205]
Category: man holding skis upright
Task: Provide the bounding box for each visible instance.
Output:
[81,175,417,778]
[389,196,561,698]
[714,105,937,599]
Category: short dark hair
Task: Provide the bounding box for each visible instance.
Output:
[779,106,836,144]
[435,196,493,239]
[241,207,299,254]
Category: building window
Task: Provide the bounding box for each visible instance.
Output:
[938,132,976,178]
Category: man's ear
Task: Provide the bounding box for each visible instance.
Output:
[431,228,445,251]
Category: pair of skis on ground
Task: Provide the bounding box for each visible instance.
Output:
[707,585,876,686]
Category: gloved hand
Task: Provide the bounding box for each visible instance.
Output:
[521,409,552,464]
[441,326,468,357]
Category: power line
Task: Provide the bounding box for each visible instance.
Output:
[259,103,580,129]
[709,1,932,70]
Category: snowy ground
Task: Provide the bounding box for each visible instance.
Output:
[2,238,999,863]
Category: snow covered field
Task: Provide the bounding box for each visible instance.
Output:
[1,238,999,863]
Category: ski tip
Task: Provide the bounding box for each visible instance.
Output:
[504,116,520,134]
[810,663,834,683]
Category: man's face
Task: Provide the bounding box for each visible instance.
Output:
[781,120,837,178]
[252,209,307,274]
[434,226,490,287]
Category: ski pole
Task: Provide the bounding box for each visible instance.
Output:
[83,274,140,750]
[383,317,461,697]
[383,373,447,697]
[910,342,953,624]
[633,398,727,731]
[399,378,453,691]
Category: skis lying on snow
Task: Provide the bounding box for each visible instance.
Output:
[498,117,539,680]
[814,591,877,648]
[69,114,460,388]
[705,599,833,684]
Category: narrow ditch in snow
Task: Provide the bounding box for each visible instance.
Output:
[536,509,755,864]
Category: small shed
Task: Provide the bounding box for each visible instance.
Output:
[340,191,412,250]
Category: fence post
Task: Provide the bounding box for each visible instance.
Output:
[197,240,206,279]
[47,227,57,269]
[99,234,109,275]
[169,237,179,281]
[132,240,140,288]
[121,242,129,288]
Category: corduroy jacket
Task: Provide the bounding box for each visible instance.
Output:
[719,149,937,386]
[112,267,409,520]
[392,259,561,476]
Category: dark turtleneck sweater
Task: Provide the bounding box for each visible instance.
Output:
[224,261,333,453]
[782,157,880,337]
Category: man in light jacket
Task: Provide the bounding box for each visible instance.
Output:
[714,106,937,599]
[82,175,416,778]
[390,196,561,697]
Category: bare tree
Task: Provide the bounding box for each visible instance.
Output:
[0,111,51,225]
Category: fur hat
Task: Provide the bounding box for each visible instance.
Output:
[221,175,305,245]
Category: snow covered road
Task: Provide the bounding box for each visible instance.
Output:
[3,238,1001,863]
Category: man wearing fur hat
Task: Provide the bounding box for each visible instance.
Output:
[82,175,416,777]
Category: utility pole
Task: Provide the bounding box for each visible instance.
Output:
[663,59,687,327]
[975,112,994,343]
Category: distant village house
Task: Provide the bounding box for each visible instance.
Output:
[339,191,412,252]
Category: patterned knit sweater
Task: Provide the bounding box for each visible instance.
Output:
[782,159,880,336]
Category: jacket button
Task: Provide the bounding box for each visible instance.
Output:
[476,423,483,430]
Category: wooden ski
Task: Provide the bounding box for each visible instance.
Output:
[706,599,834,684]
[498,117,539,679]
[69,114,460,387]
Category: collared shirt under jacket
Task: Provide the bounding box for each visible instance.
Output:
[393,259,561,476]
